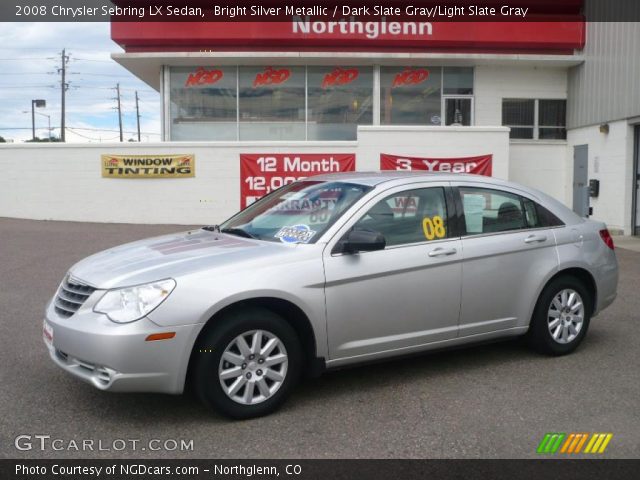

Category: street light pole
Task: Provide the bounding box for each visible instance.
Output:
[30,99,46,141]
[31,101,35,141]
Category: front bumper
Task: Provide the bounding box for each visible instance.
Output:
[43,299,202,394]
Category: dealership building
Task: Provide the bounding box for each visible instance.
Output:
[1,2,638,234]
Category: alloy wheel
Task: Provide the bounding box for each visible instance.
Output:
[547,288,585,344]
[218,329,288,405]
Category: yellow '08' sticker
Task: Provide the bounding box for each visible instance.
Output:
[422,215,446,240]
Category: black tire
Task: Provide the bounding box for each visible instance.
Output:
[192,306,302,419]
[527,276,593,356]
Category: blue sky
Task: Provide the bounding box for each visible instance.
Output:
[0,22,160,142]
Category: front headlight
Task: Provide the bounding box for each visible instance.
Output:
[94,279,176,323]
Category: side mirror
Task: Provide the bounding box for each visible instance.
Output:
[335,229,386,254]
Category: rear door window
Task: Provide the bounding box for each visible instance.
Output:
[459,187,527,235]
[459,187,564,235]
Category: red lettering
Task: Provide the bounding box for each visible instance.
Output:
[392,68,429,88]
[185,67,224,87]
[253,67,291,88]
[321,67,359,89]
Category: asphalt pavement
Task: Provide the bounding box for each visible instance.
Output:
[1,217,638,459]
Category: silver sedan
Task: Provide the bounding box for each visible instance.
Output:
[43,172,618,418]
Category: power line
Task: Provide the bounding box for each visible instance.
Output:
[68,85,157,93]
[72,58,114,63]
[0,72,55,75]
[0,85,56,88]
[66,127,121,141]
[0,47,112,52]
[0,57,53,61]
[73,73,133,78]
[0,126,160,135]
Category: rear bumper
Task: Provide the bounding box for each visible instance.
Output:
[593,251,619,316]
[43,301,202,394]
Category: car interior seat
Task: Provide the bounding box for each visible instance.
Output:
[496,201,525,231]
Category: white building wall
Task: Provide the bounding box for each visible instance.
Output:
[474,65,569,126]
[0,126,509,225]
[566,119,635,234]
[509,143,570,205]
[355,126,509,179]
[474,65,571,205]
[0,64,585,226]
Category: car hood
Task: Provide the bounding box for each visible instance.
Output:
[69,229,296,289]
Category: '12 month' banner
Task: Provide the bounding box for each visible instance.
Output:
[240,153,356,208]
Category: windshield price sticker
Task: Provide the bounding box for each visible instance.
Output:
[275,225,317,244]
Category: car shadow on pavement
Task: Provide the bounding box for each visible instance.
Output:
[63,337,544,423]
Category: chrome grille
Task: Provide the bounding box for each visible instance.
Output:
[54,276,96,318]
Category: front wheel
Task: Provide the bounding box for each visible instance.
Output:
[527,276,592,355]
[192,307,302,419]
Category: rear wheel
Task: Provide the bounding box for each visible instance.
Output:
[192,307,302,419]
[527,276,592,355]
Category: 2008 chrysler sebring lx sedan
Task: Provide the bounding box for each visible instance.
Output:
[43,172,618,418]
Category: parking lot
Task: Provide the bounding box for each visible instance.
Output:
[1,217,638,459]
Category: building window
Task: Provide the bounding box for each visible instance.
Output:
[443,67,474,95]
[169,66,238,141]
[502,98,566,140]
[239,66,305,141]
[307,66,373,141]
[444,98,473,126]
[538,100,567,139]
[168,66,475,141]
[381,66,443,125]
[380,66,474,127]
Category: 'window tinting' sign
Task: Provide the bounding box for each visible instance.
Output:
[101,154,195,178]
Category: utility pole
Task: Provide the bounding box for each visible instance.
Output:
[135,91,141,142]
[58,49,69,142]
[114,83,123,142]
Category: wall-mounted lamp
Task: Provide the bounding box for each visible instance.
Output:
[599,123,609,134]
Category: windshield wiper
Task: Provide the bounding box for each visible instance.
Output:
[202,225,220,232]
[220,227,257,239]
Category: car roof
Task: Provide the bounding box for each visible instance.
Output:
[311,171,511,187]
[310,171,581,226]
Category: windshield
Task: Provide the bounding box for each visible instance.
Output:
[220,181,372,244]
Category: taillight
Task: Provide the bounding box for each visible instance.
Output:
[599,229,615,250]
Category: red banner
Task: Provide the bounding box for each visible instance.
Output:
[240,153,356,208]
[380,153,493,176]
[113,21,584,54]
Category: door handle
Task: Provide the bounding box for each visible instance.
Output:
[524,234,548,244]
[428,247,457,257]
